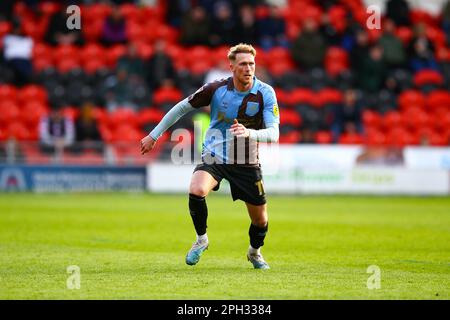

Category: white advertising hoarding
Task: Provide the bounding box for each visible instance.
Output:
[147,145,450,195]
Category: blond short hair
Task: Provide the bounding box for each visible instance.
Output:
[227,43,256,62]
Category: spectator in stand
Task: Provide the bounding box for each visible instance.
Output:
[349,28,370,71]
[179,6,211,46]
[407,23,438,72]
[257,5,288,50]
[0,0,14,21]
[101,4,128,46]
[378,19,407,69]
[291,18,326,70]
[103,69,138,112]
[45,6,84,46]
[117,43,146,85]
[166,0,192,28]
[209,1,237,47]
[386,0,411,27]
[146,39,176,90]
[408,23,435,57]
[357,45,387,93]
[332,88,362,141]
[39,108,75,154]
[409,35,440,72]
[74,101,103,154]
[235,5,260,46]
[2,23,33,87]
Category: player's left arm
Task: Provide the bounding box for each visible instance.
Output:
[230,87,280,142]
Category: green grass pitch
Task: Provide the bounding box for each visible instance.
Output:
[0,193,449,299]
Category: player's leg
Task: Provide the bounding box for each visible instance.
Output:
[246,202,270,269]
[185,169,219,266]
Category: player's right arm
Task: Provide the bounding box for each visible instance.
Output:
[140,81,217,155]
[140,98,194,155]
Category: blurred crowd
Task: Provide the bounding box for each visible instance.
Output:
[0,0,449,154]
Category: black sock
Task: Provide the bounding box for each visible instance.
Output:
[189,193,208,236]
[249,223,268,249]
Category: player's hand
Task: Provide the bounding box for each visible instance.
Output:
[230,119,250,138]
[140,134,157,155]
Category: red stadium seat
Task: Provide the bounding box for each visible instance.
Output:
[398,90,426,110]
[185,46,212,66]
[0,85,18,102]
[0,21,11,39]
[190,60,213,75]
[126,23,145,43]
[426,27,447,48]
[19,85,48,105]
[134,42,154,60]
[80,44,105,65]
[33,57,54,72]
[328,5,348,33]
[395,26,413,46]
[426,90,450,109]
[338,133,364,144]
[7,122,32,141]
[315,130,333,144]
[120,3,140,23]
[267,60,294,77]
[325,47,348,69]
[410,10,438,27]
[434,110,450,131]
[83,59,107,74]
[153,87,183,106]
[386,127,418,147]
[106,44,127,67]
[315,88,343,107]
[106,109,138,131]
[0,101,19,124]
[281,109,302,126]
[81,3,112,22]
[61,106,80,121]
[39,1,61,16]
[364,128,386,146]
[33,43,52,61]
[413,69,444,87]
[402,108,432,130]
[362,110,382,130]
[279,131,301,144]
[154,25,179,44]
[266,47,291,62]
[137,108,164,127]
[112,124,142,142]
[56,58,81,73]
[414,127,447,146]
[53,45,79,62]
[290,88,314,106]
[382,111,405,129]
[22,17,48,41]
[0,127,6,141]
[274,88,291,106]
[82,19,104,43]
[19,102,49,126]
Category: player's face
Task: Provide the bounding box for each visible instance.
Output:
[231,53,255,86]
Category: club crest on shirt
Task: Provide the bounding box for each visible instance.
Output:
[245,102,260,117]
[273,104,279,117]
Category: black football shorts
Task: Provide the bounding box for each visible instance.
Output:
[193,163,266,206]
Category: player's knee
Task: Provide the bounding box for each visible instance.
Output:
[189,184,209,197]
[252,216,268,228]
